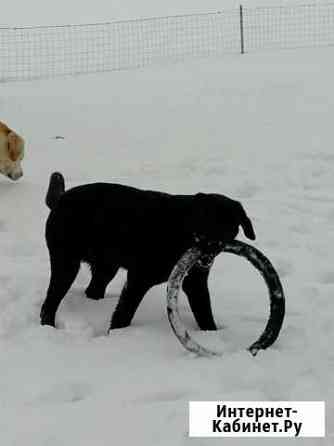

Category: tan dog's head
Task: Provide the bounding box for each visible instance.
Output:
[0,122,24,181]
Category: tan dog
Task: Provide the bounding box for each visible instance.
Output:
[0,121,24,180]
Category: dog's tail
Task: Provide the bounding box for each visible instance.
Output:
[45,172,65,210]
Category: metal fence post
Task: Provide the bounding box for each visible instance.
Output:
[240,4,245,54]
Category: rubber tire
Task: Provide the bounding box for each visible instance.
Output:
[167,240,285,357]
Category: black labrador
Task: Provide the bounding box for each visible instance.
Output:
[41,172,256,331]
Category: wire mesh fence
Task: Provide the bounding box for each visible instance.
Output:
[1,3,334,82]
[244,3,334,51]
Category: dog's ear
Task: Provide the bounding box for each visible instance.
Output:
[7,132,24,162]
[237,202,256,240]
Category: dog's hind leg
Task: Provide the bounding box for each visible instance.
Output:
[109,272,153,331]
[40,254,80,327]
[182,265,217,330]
[85,264,119,300]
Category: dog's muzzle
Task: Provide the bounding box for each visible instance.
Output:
[7,170,23,181]
[193,233,226,269]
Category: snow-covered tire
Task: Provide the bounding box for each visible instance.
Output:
[166,240,285,357]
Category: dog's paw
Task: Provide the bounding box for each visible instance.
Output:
[40,305,57,327]
[40,315,56,327]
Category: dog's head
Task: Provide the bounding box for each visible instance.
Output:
[191,192,256,244]
[0,129,24,181]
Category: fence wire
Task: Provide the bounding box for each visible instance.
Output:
[244,3,334,51]
[1,3,334,82]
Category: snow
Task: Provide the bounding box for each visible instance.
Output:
[1,3,334,444]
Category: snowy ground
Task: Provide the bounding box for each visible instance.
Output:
[1,44,334,444]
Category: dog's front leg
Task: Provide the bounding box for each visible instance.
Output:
[182,264,217,330]
[109,273,153,331]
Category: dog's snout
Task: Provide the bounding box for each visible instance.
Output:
[7,170,23,181]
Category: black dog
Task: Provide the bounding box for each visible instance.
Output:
[41,172,256,331]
